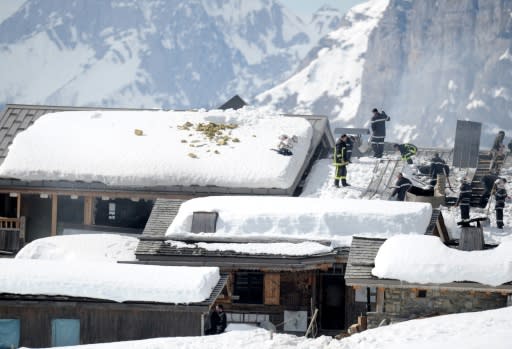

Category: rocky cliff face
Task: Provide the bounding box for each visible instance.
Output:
[356,0,512,146]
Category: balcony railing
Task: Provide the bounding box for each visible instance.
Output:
[0,216,25,254]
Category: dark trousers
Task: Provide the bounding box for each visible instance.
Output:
[496,208,504,228]
[460,205,470,221]
[334,165,347,187]
[371,136,384,158]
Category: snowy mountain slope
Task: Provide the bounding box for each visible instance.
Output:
[253,0,389,126]
[0,0,342,109]
[255,0,512,147]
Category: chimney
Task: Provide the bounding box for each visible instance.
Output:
[458,226,485,251]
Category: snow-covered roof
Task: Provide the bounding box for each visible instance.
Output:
[165,196,433,247]
[0,108,314,190]
[15,234,138,262]
[372,235,512,287]
[0,259,220,303]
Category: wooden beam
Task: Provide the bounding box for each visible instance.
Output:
[51,194,58,236]
[83,196,93,225]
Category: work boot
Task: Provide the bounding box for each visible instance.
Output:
[342,180,350,187]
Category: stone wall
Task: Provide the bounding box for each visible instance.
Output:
[367,287,508,328]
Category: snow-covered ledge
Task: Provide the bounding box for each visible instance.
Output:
[372,235,512,287]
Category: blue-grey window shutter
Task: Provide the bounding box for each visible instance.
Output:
[0,319,20,349]
[52,319,80,347]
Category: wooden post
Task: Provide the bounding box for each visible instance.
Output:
[376,288,384,313]
[264,272,280,305]
[83,196,93,226]
[51,194,58,236]
[16,194,21,219]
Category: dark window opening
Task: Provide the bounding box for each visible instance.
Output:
[417,289,427,298]
[233,272,264,304]
[0,194,17,218]
[58,196,84,224]
[94,198,153,229]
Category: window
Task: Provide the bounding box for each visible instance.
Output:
[0,319,20,349]
[52,319,80,347]
[417,289,427,298]
[233,272,264,304]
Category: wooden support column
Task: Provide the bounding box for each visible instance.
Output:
[51,194,58,236]
[376,287,385,313]
[16,194,21,218]
[264,272,280,305]
[84,196,94,226]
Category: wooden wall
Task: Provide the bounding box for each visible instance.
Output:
[0,299,205,347]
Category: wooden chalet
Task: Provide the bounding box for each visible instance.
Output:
[345,234,512,329]
[0,104,334,255]
[0,275,227,347]
[135,200,448,335]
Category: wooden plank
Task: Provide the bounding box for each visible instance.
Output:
[264,272,280,305]
[83,196,93,225]
[51,194,58,236]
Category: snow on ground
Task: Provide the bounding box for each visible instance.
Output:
[22,306,512,349]
[15,234,138,262]
[0,259,219,303]
[166,195,432,247]
[0,108,312,189]
[372,234,512,286]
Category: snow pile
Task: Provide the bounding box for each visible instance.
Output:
[20,306,512,349]
[166,196,433,246]
[168,240,333,256]
[0,259,219,303]
[15,234,138,262]
[0,108,312,189]
[372,235,512,286]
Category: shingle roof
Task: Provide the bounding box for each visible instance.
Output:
[344,237,384,281]
[141,198,184,238]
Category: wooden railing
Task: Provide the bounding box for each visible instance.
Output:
[0,216,25,253]
[0,217,20,230]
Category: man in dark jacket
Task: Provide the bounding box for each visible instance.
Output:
[393,143,417,164]
[390,173,412,201]
[370,108,390,158]
[206,304,227,335]
[333,134,350,187]
[429,153,447,187]
[495,178,509,229]
[456,177,472,225]
[479,172,500,208]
